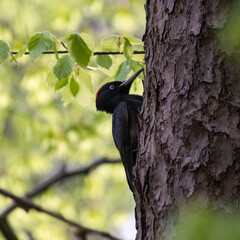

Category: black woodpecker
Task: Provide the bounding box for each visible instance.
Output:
[95,69,143,191]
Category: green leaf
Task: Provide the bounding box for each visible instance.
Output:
[124,36,144,51]
[124,36,143,45]
[130,59,144,73]
[76,68,93,106]
[98,55,123,77]
[100,35,121,51]
[51,36,59,60]
[46,69,57,88]
[53,55,75,80]
[58,33,72,42]
[128,60,144,95]
[15,44,27,59]
[58,84,73,105]
[96,55,112,69]
[28,31,53,60]
[55,77,68,90]
[115,60,131,82]
[80,33,94,52]
[0,40,10,63]
[123,37,133,59]
[130,76,143,95]
[67,33,93,68]
[70,76,80,97]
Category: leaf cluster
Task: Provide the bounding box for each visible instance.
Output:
[0,32,144,105]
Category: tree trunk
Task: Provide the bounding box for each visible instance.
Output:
[134,0,240,239]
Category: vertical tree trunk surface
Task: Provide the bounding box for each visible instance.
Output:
[134,0,240,239]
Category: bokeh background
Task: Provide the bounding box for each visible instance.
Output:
[0,0,145,239]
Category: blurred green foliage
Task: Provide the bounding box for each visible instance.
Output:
[175,206,240,240]
[0,0,145,239]
[220,4,240,55]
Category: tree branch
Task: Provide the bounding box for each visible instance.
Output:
[0,218,18,240]
[0,158,121,240]
[11,50,145,55]
[0,188,120,240]
[1,157,121,218]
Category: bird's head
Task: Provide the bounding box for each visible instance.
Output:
[96,69,143,114]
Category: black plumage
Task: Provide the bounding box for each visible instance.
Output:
[95,69,143,191]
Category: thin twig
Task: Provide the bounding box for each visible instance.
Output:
[60,42,68,50]
[11,50,145,55]
[0,188,120,240]
[0,158,121,218]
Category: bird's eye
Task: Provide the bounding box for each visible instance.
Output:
[110,85,114,90]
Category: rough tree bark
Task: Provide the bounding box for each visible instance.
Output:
[134,0,240,239]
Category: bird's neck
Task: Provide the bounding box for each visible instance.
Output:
[97,95,126,114]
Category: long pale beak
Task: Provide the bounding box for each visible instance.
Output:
[120,68,143,87]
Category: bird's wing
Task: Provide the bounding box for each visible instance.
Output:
[126,95,143,165]
[112,101,133,190]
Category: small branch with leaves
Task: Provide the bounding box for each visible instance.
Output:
[11,50,145,56]
[0,32,145,106]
